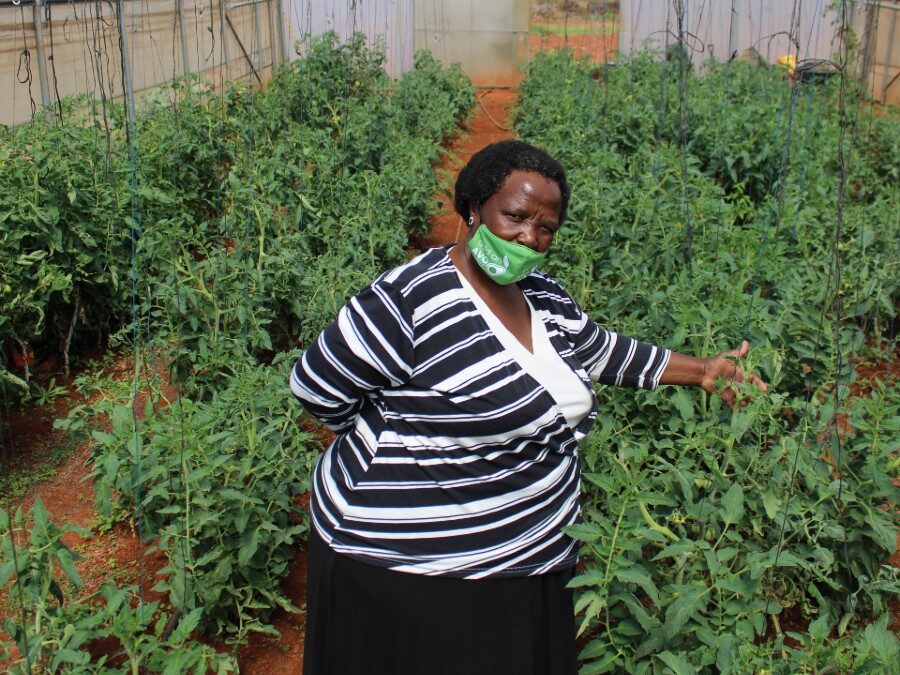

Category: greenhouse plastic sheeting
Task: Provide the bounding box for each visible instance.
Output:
[618,0,839,64]
[414,0,529,87]
[288,0,415,78]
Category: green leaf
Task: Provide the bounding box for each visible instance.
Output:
[656,650,695,675]
[761,489,781,521]
[623,594,657,632]
[574,589,600,615]
[57,549,84,588]
[0,560,16,588]
[863,615,899,665]
[663,587,707,639]
[704,549,721,575]
[578,642,619,673]
[653,538,699,560]
[579,639,611,661]
[716,546,738,563]
[866,511,898,553]
[731,409,752,442]
[569,568,604,588]
[808,614,830,644]
[32,497,49,540]
[238,527,260,566]
[55,647,90,665]
[169,607,204,645]
[564,523,603,543]
[670,389,695,422]
[615,565,660,606]
[582,473,620,493]
[721,483,744,526]
[162,653,188,675]
[715,634,737,674]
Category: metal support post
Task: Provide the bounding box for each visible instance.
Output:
[275,0,287,62]
[219,0,232,86]
[880,5,898,103]
[177,0,191,75]
[266,0,277,71]
[252,1,263,73]
[859,0,878,84]
[32,0,53,113]
[395,0,414,76]
[116,0,137,136]
[728,0,741,60]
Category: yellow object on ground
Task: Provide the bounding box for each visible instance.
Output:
[777,54,797,72]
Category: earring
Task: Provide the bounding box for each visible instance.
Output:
[468,217,474,225]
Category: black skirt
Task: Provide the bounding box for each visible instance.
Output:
[303,527,578,675]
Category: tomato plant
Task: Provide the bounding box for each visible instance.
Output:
[1,31,476,666]
[515,49,899,672]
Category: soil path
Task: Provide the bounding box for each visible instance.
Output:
[425,89,517,247]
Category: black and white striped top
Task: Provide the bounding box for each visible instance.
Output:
[290,246,670,579]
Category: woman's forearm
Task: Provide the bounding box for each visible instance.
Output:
[658,342,766,409]
[658,351,707,387]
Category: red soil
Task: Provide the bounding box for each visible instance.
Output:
[528,31,620,63]
[0,354,174,668]
[235,495,310,673]
[426,89,517,247]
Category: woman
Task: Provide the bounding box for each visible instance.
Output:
[290,141,766,674]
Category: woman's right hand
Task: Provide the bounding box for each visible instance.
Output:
[699,341,768,409]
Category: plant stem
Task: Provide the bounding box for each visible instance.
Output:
[639,502,680,542]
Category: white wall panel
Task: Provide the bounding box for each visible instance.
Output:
[1,0,279,127]
[619,0,840,64]
[285,0,414,78]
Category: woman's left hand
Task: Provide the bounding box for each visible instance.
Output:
[698,341,768,409]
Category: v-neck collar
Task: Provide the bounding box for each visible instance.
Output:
[437,245,599,441]
[454,266,540,357]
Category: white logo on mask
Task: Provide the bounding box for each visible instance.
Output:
[472,242,509,277]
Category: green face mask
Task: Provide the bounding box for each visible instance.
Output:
[467,223,547,285]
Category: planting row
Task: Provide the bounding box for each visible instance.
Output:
[0,33,475,670]
[514,50,899,672]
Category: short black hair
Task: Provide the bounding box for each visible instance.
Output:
[454,140,571,224]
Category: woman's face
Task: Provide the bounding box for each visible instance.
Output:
[469,170,562,254]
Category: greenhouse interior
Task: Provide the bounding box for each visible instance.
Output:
[0,0,898,672]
